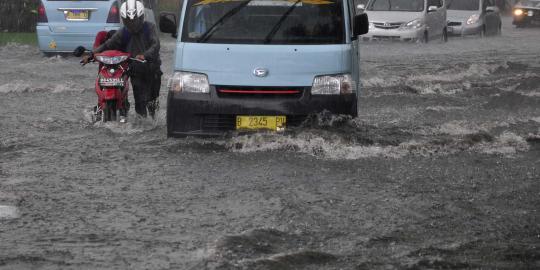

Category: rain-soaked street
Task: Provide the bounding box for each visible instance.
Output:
[1,18,539,269]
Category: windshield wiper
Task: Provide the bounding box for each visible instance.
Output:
[197,0,254,43]
[264,0,302,44]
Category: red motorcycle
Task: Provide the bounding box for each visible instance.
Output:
[74,46,144,122]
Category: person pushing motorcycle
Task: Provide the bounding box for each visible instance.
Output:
[83,0,162,119]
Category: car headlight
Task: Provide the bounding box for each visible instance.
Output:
[311,74,356,95]
[400,18,425,30]
[168,71,210,94]
[514,9,524,16]
[466,14,480,25]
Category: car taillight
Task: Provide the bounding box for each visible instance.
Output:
[37,1,48,23]
[107,2,120,23]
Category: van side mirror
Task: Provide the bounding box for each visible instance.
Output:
[353,13,369,37]
[428,5,438,12]
[486,6,499,13]
[159,12,178,38]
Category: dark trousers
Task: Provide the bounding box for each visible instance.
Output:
[130,61,162,117]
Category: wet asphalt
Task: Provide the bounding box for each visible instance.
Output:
[0,18,539,269]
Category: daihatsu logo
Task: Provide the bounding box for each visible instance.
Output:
[253,68,269,78]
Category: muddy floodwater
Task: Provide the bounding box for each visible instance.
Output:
[1,18,539,269]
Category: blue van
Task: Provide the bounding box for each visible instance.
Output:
[160,0,369,137]
[36,0,122,54]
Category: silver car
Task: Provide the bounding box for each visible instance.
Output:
[360,0,448,42]
[447,0,502,36]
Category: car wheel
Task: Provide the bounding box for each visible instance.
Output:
[441,27,448,43]
[422,31,428,43]
[42,52,56,58]
[480,26,486,38]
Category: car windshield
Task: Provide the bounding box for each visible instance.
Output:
[367,0,424,12]
[181,0,345,45]
[518,0,540,7]
[446,0,479,11]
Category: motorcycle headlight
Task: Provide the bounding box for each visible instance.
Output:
[401,18,425,30]
[466,14,480,25]
[311,74,356,95]
[168,71,210,94]
[95,55,128,65]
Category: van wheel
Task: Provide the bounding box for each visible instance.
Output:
[442,28,448,42]
[422,31,428,43]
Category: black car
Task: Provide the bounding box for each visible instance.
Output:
[513,0,540,27]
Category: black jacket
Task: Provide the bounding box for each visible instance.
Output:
[94,22,161,65]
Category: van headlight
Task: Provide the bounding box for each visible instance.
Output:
[466,14,480,25]
[400,18,425,30]
[168,71,210,94]
[311,74,356,95]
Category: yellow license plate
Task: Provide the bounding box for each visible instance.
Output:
[236,116,286,131]
[67,10,89,20]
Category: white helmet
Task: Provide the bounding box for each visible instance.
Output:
[120,0,145,33]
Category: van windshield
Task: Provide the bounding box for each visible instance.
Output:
[181,0,345,45]
[367,0,424,12]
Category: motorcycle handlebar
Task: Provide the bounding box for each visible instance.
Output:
[80,56,147,66]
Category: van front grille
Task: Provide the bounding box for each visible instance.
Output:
[216,86,304,99]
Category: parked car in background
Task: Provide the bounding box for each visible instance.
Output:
[447,0,502,36]
[360,0,447,42]
[37,0,157,55]
[513,0,540,27]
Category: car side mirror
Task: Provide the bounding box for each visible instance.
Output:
[73,46,87,57]
[486,6,499,13]
[353,13,369,38]
[159,12,178,38]
[428,5,438,12]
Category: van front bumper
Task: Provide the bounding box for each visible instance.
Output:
[36,24,120,53]
[166,86,358,137]
[361,27,424,42]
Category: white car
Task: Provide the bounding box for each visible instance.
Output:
[447,0,502,36]
[360,0,448,42]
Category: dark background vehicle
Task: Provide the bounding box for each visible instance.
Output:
[512,0,540,27]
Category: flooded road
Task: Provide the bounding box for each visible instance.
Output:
[1,18,539,269]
